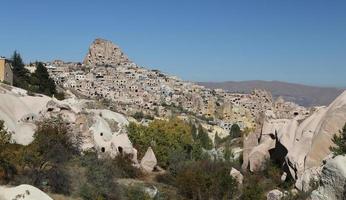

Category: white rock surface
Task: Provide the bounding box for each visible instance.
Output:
[247,90,346,185]
[266,189,283,200]
[230,167,244,185]
[0,85,51,145]
[140,147,157,172]
[311,155,346,200]
[0,84,138,161]
[0,184,53,200]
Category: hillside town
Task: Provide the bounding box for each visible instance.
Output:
[26,39,308,135]
[0,38,345,200]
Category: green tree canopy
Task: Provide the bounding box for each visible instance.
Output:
[230,124,241,139]
[11,51,30,89]
[128,118,194,168]
[196,124,213,150]
[330,123,346,156]
[32,62,56,96]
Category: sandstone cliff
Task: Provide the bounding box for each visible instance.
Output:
[245,90,346,190]
[83,38,131,67]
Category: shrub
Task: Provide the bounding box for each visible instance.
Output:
[230,124,241,139]
[20,117,80,195]
[196,125,213,150]
[175,160,238,200]
[330,123,346,156]
[241,174,265,200]
[79,151,119,200]
[123,186,151,200]
[127,118,194,168]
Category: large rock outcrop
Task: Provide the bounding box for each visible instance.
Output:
[246,90,346,188]
[0,184,53,200]
[83,38,131,67]
[311,155,346,200]
[0,85,138,161]
[0,85,51,145]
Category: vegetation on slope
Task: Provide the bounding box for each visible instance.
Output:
[11,51,64,99]
[330,123,346,156]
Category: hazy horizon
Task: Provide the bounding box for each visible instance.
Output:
[1,0,346,87]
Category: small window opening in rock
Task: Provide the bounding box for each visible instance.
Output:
[101,147,105,152]
[269,133,276,140]
[294,112,299,116]
[26,117,30,121]
[47,108,54,112]
[100,132,103,136]
[118,146,123,154]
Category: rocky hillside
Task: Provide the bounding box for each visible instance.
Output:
[244,89,346,194]
[83,38,131,66]
[198,80,344,107]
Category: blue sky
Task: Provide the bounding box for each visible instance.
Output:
[0,0,345,87]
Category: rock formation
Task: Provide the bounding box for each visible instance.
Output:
[230,167,244,185]
[0,84,138,162]
[245,90,346,189]
[0,184,53,200]
[83,38,131,67]
[266,189,283,200]
[311,155,346,200]
[140,147,157,172]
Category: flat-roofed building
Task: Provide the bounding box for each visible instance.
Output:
[0,57,13,85]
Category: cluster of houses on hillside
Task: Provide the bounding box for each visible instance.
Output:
[46,60,308,132]
[0,53,308,134]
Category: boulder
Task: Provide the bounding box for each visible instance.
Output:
[0,184,53,200]
[140,147,157,172]
[266,189,283,200]
[295,166,322,192]
[311,155,346,200]
[230,167,243,185]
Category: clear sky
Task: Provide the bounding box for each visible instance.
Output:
[0,0,345,87]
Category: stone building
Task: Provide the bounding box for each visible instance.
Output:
[0,57,13,85]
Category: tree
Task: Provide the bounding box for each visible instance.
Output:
[127,118,194,168]
[32,62,56,96]
[196,125,213,150]
[230,124,241,139]
[23,117,80,194]
[330,123,346,156]
[0,120,17,184]
[11,51,30,89]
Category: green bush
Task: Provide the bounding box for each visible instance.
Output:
[127,118,194,168]
[230,124,241,139]
[19,117,80,195]
[175,160,238,200]
[123,186,151,200]
[196,125,213,150]
[330,123,346,156]
[79,151,119,200]
[241,174,265,200]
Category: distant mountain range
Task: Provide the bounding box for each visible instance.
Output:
[198,80,345,107]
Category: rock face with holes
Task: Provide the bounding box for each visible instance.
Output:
[0,184,53,200]
[0,84,51,145]
[246,90,346,191]
[0,84,138,162]
[83,38,131,67]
